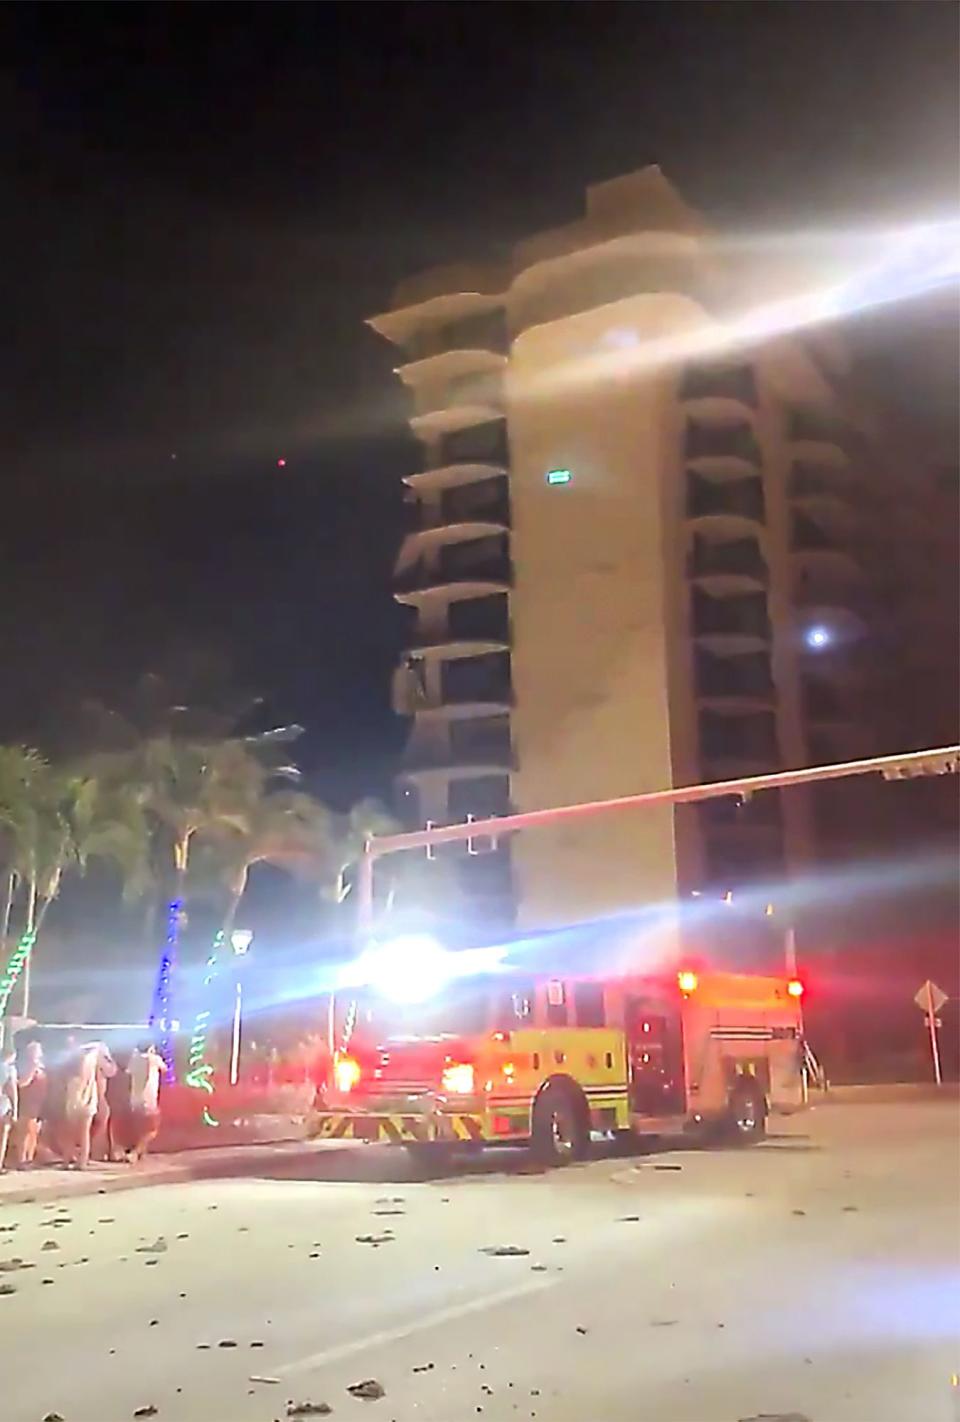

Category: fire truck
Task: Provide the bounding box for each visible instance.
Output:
[310,938,806,1166]
[310,748,956,1165]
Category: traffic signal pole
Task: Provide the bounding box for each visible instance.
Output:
[353,744,958,939]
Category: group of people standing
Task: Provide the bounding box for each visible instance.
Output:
[0,1036,163,1172]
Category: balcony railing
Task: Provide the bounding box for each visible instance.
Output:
[404,310,508,364]
[687,536,768,584]
[450,717,514,765]
[685,421,762,468]
[699,709,779,761]
[437,420,509,468]
[687,472,765,522]
[448,592,511,645]
[404,734,514,774]
[692,589,771,641]
[439,480,511,527]
[396,529,512,595]
[787,408,847,445]
[442,652,513,707]
[680,365,757,407]
[696,651,774,700]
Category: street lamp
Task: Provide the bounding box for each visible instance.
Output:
[229,929,253,1085]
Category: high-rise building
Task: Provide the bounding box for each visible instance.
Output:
[370,168,877,938]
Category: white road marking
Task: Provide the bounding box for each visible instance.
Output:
[280,1275,559,1376]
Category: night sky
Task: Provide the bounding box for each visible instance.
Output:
[2,2,957,809]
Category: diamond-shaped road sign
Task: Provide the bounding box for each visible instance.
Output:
[914,981,948,1014]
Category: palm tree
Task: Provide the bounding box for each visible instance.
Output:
[208,788,337,938]
[0,745,47,949]
[0,752,153,1018]
[76,671,304,1054]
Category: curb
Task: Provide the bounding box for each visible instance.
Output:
[0,1139,320,1208]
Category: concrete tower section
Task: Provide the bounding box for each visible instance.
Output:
[370,168,874,941]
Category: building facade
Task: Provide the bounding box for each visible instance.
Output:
[371,168,876,937]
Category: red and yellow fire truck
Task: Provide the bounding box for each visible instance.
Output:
[310,943,806,1165]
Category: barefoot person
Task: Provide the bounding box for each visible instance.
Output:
[64,1042,115,1169]
[14,1040,46,1167]
[128,1042,163,1162]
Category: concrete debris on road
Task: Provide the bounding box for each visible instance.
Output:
[42,1413,65,1422]
[132,1408,158,1418]
[738,1414,812,1422]
[249,1374,280,1384]
[0,1282,17,1295]
[347,1379,385,1401]
[136,1238,168,1254]
[355,1233,393,1246]
[0,1256,32,1271]
[41,1239,59,1250]
[480,1245,530,1257]
[218,1338,238,1348]
[286,1401,333,1416]
[412,1362,435,1373]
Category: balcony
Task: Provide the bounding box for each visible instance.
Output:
[699,708,779,764]
[687,472,765,526]
[684,420,762,479]
[437,478,510,528]
[696,650,774,704]
[437,420,509,469]
[692,588,771,650]
[410,370,505,438]
[443,651,512,708]
[403,309,508,364]
[395,535,512,604]
[403,718,514,775]
[389,654,514,722]
[790,412,847,466]
[687,535,768,592]
[680,364,757,418]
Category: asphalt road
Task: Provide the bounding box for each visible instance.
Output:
[3,1099,957,1422]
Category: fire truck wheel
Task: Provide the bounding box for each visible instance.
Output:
[725,1081,767,1144]
[531,1081,590,1166]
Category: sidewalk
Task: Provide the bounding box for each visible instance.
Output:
[0,1137,320,1207]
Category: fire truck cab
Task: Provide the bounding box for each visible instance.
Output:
[310,956,806,1166]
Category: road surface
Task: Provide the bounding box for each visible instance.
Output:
[3,1099,957,1422]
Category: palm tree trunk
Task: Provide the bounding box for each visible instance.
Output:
[20,877,38,1018]
[0,871,15,950]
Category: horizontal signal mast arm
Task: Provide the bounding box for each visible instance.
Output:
[367,745,960,859]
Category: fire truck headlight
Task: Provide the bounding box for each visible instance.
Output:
[334,1054,361,1093]
[441,1062,475,1094]
[787,978,805,998]
[677,969,699,995]
[360,934,452,1004]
